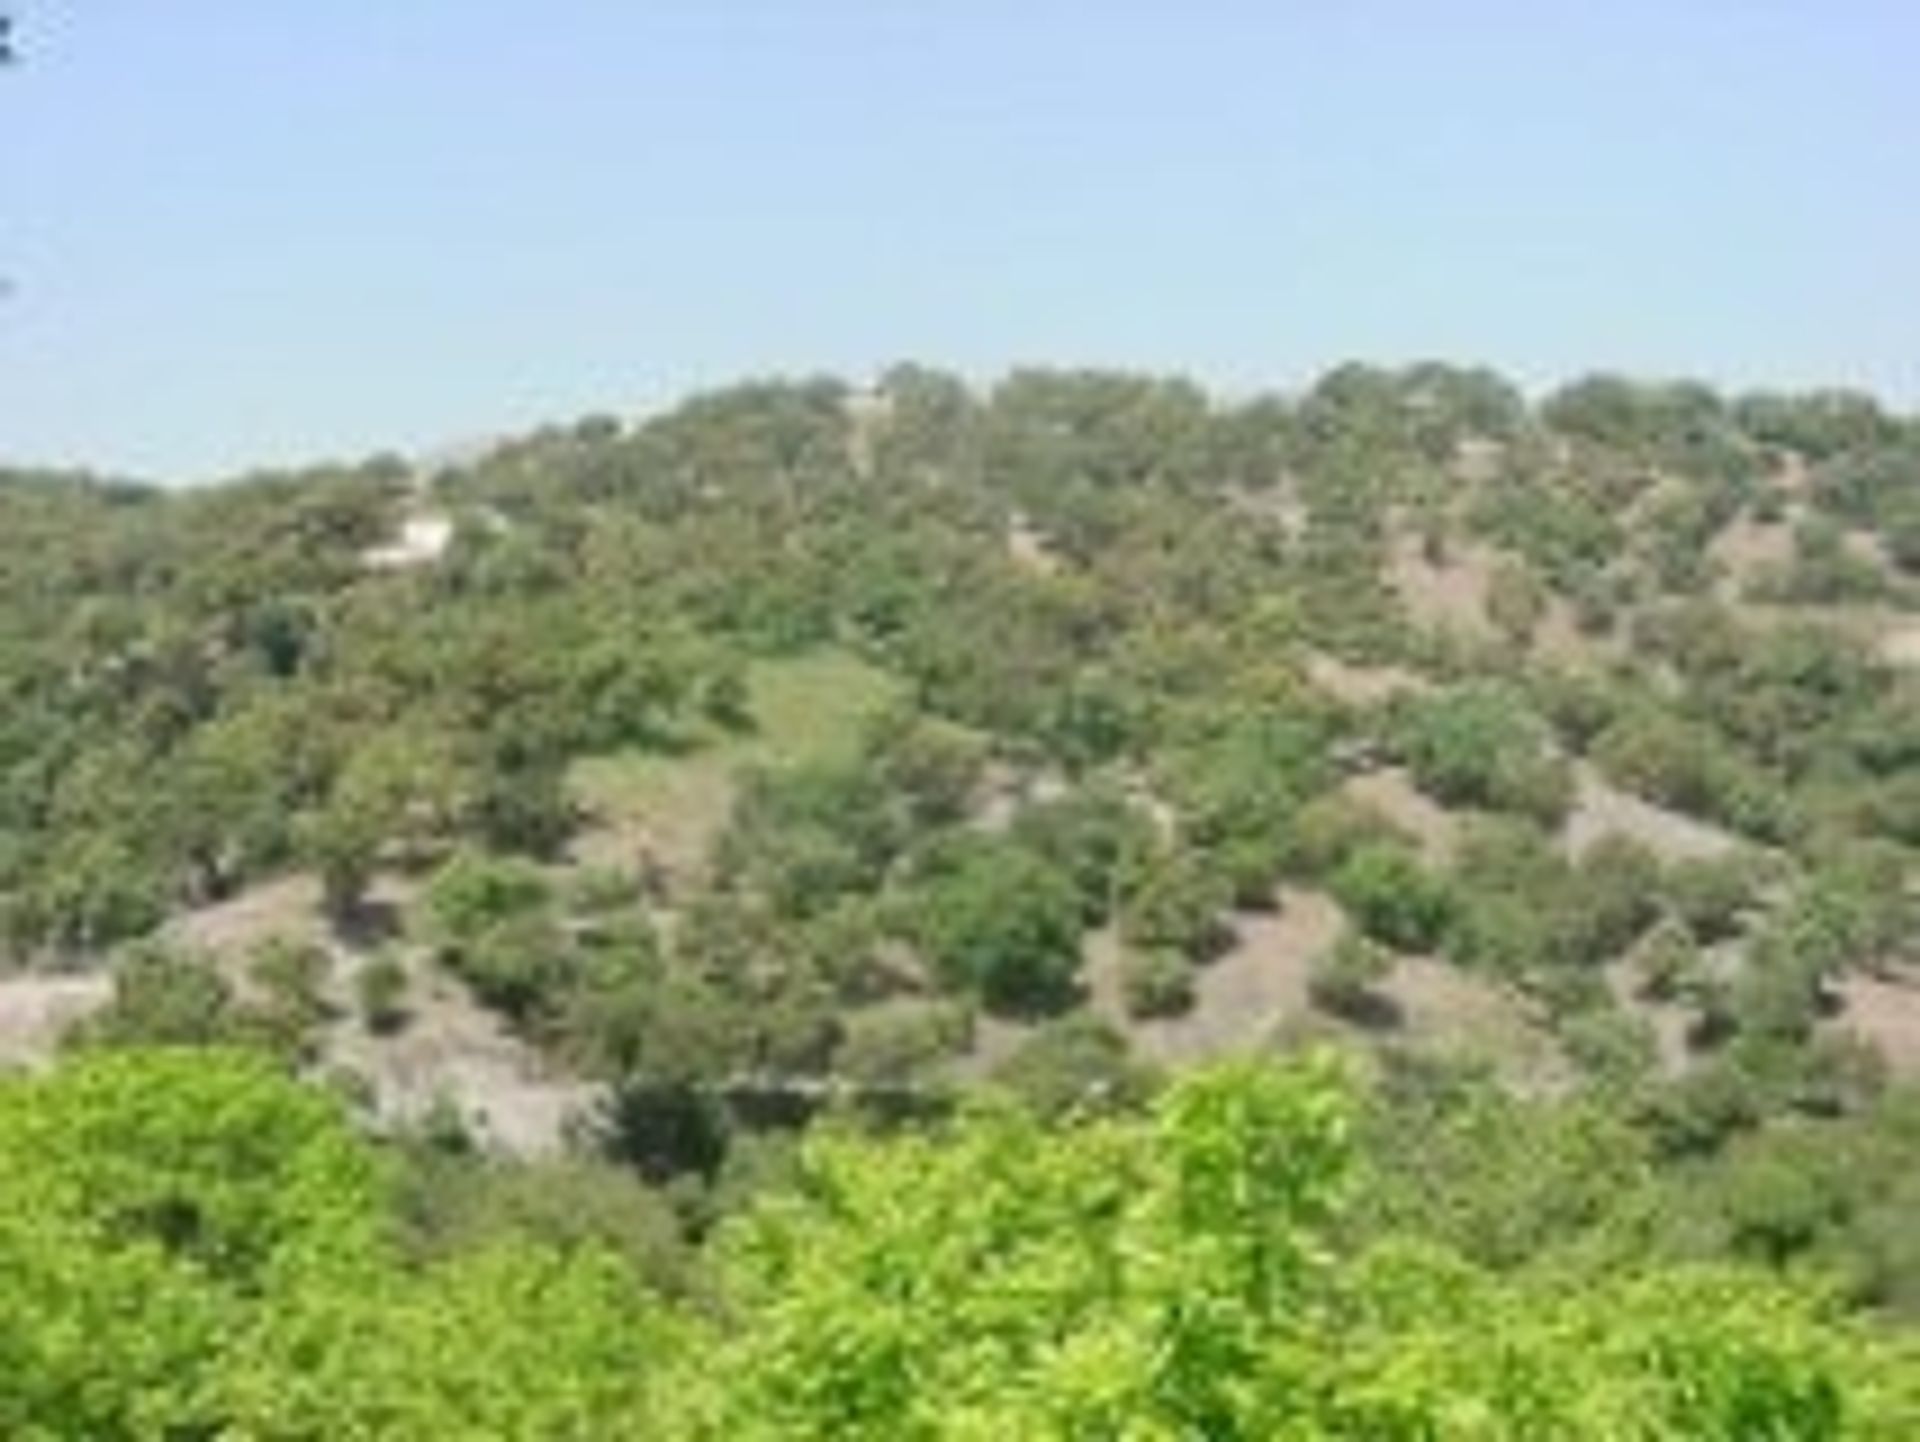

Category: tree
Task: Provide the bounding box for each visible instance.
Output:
[1391,684,1572,824]
[1119,945,1197,1018]
[1486,556,1547,644]
[356,953,411,1034]
[1307,931,1395,1021]
[1331,843,1452,952]
[690,1056,1912,1438]
[1117,846,1232,961]
[908,838,1084,1013]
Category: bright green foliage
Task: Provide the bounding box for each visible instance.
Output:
[0,1050,674,1439]
[0,1049,381,1438]
[694,1058,1350,1439]
[4,1048,1918,1437]
[214,1244,676,1439]
[686,1057,1918,1439]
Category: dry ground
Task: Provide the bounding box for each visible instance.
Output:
[1342,767,1459,864]
[1562,762,1741,863]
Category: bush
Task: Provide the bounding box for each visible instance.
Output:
[1118,848,1232,961]
[988,1014,1157,1118]
[1565,835,1663,964]
[424,851,552,946]
[1307,932,1394,1021]
[1119,947,1196,1019]
[1277,794,1402,880]
[908,839,1085,1013]
[356,954,411,1034]
[1391,684,1572,825]
[834,1000,973,1087]
[1011,785,1158,924]
[1663,854,1756,943]
[449,912,579,1025]
[1331,844,1452,952]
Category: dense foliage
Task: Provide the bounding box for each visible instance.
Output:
[3,1048,1916,1438]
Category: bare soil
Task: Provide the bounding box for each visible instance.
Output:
[1304,650,1431,707]
[1342,767,1458,863]
[1563,762,1740,863]
[325,951,598,1155]
[0,972,111,1070]
[1006,512,1062,575]
[1831,967,1920,1080]
[1387,534,1496,639]
[154,872,592,1155]
[1091,888,1344,1068]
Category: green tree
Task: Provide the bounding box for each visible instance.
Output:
[908,838,1085,1012]
[1332,843,1452,952]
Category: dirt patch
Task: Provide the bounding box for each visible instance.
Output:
[161,873,329,956]
[1709,509,1797,601]
[1387,534,1497,639]
[1563,762,1740,863]
[948,1012,1042,1084]
[1224,485,1309,539]
[1006,511,1062,575]
[1831,967,1920,1080]
[1088,888,1344,1068]
[1342,768,1458,863]
[324,953,597,1156]
[159,873,589,1155]
[1532,595,1620,669]
[1881,620,1920,668]
[1381,956,1566,1088]
[0,973,111,1069]
[1304,650,1431,707]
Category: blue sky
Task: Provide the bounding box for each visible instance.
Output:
[5,2,1917,481]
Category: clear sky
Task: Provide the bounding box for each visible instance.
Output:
[5,2,1917,482]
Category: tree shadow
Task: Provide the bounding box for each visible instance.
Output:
[1318,987,1406,1031]
[328,897,402,950]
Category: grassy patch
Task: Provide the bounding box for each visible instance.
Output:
[568,650,902,874]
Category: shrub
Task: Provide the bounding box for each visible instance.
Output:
[1119,947,1197,1019]
[356,954,411,1034]
[1118,848,1232,961]
[1663,854,1756,943]
[1307,932,1395,1020]
[908,839,1085,1013]
[1331,844,1452,952]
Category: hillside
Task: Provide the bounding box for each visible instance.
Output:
[3,364,1919,1433]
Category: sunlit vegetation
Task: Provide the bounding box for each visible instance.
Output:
[2,363,1918,1431]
